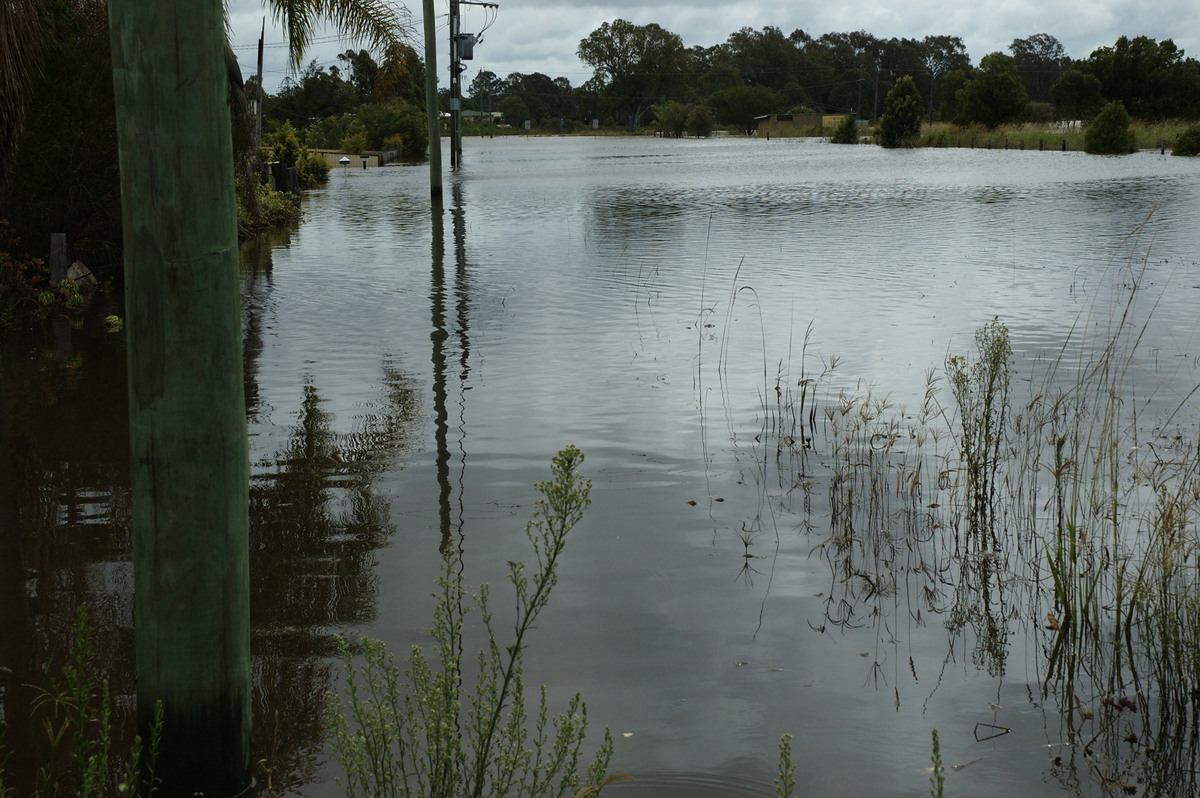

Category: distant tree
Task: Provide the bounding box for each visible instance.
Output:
[577,19,688,129]
[921,35,971,119]
[937,69,969,121]
[875,75,922,147]
[653,101,689,137]
[1008,33,1070,104]
[708,85,781,134]
[1051,68,1103,120]
[957,52,1028,128]
[338,49,379,100]
[1084,101,1134,154]
[830,113,858,143]
[686,105,714,137]
[1173,124,1200,156]
[1079,36,1200,119]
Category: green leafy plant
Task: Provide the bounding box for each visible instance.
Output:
[876,76,923,148]
[830,114,858,144]
[326,445,616,798]
[3,605,163,797]
[946,317,1012,544]
[929,729,944,798]
[1172,123,1200,156]
[1084,101,1135,154]
[774,734,795,798]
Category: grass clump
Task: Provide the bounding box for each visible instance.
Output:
[0,605,162,797]
[326,445,617,798]
[1172,123,1200,156]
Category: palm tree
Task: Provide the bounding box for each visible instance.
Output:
[0,0,47,190]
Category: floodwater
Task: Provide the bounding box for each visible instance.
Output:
[3,136,1200,796]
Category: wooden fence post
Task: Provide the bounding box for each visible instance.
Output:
[107,1,251,795]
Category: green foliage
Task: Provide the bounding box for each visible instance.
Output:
[920,128,954,147]
[296,149,330,189]
[946,317,1012,542]
[709,85,782,135]
[1079,36,1200,120]
[356,100,428,157]
[326,446,614,798]
[1084,101,1135,155]
[0,605,163,797]
[237,183,302,238]
[340,132,370,154]
[929,729,944,798]
[1172,124,1200,156]
[653,100,689,137]
[830,114,858,144]
[1051,69,1103,120]
[774,734,795,798]
[263,121,303,167]
[577,19,689,129]
[1025,101,1056,123]
[957,52,1029,128]
[876,75,923,147]
[686,105,714,138]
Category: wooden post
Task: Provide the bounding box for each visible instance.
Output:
[49,233,67,282]
[107,1,251,795]
[422,0,442,201]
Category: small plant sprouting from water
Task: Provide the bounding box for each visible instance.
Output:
[326,445,617,798]
[0,604,162,797]
[774,734,795,798]
[945,316,1012,545]
[929,728,944,798]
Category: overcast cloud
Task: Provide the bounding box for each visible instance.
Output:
[227,0,1199,94]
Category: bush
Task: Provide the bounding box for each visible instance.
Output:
[1172,124,1200,156]
[921,128,955,147]
[237,183,301,238]
[1084,101,1135,154]
[830,114,858,144]
[876,76,923,148]
[296,149,330,188]
[1025,102,1056,123]
[687,105,714,138]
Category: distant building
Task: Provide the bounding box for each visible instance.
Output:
[754,113,851,136]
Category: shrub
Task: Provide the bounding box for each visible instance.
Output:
[1172,123,1200,156]
[921,128,954,147]
[830,114,858,144]
[1084,101,1135,155]
[687,105,714,138]
[237,183,301,238]
[876,76,923,148]
[295,149,330,188]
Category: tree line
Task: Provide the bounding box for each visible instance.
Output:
[452,24,1200,132]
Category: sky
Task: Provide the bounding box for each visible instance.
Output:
[227,0,1199,94]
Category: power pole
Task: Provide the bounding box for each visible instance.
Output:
[255,19,265,147]
[449,0,495,169]
[108,1,251,795]
[422,0,442,200]
[449,0,462,170]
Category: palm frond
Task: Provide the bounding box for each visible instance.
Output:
[268,0,412,72]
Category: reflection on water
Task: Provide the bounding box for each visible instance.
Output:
[4,138,1200,796]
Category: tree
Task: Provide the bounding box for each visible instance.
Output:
[957,52,1028,128]
[830,113,858,144]
[1052,68,1103,119]
[921,35,971,119]
[653,100,689,137]
[875,75,922,147]
[708,85,781,134]
[1084,100,1134,154]
[1009,33,1070,103]
[687,105,713,137]
[577,19,688,129]
[1173,124,1200,156]
[338,48,379,100]
[1079,36,1200,119]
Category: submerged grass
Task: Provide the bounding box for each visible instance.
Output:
[716,207,1200,791]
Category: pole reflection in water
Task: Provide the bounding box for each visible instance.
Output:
[430,181,473,554]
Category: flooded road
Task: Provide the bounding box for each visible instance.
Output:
[4,136,1200,796]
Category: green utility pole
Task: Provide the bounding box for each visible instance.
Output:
[108,2,251,795]
[423,0,443,201]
